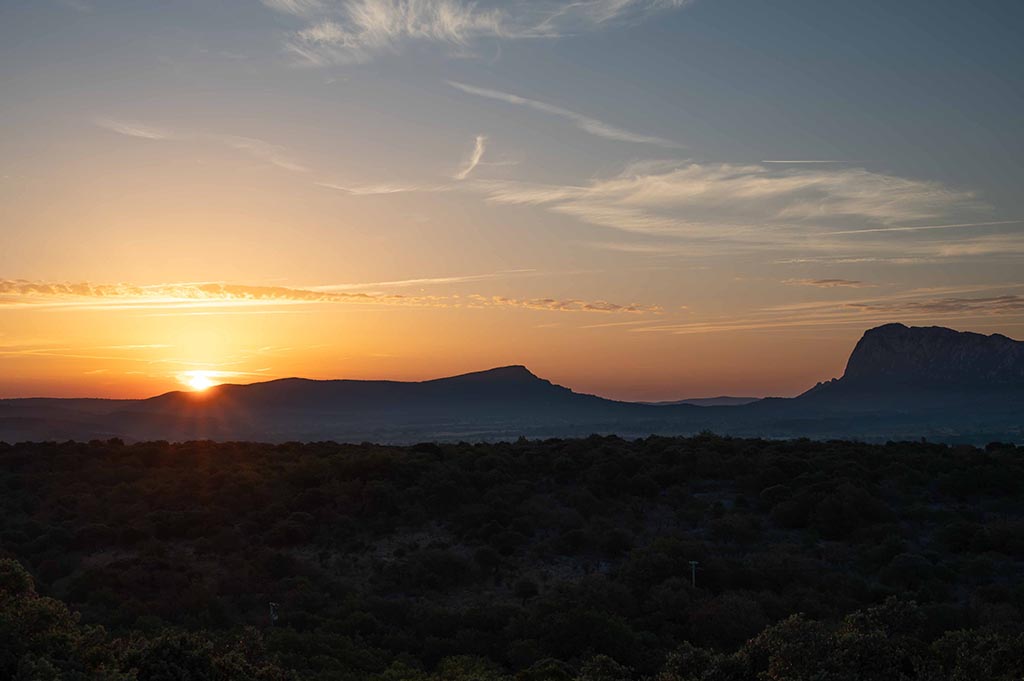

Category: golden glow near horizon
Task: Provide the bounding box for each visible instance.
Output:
[180,370,218,392]
[2,1,1023,401]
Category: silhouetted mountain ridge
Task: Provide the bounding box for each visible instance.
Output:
[645,396,762,407]
[1,324,1021,443]
[142,365,591,414]
[799,324,1024,413]
[841,323,1024,387]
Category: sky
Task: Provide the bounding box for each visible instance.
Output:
[1,0,1023,400]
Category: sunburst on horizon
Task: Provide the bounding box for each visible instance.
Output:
[179,370,218,392]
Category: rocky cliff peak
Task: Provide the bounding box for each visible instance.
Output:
[841,323,1024,387]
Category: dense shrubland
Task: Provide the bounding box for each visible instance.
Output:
[1,434,1023,679]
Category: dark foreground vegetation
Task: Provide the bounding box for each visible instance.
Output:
[2,434,1024,680]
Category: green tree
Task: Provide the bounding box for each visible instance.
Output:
[431,655,509,681]
[575,655,632,681]
[123,631,218,680]
[0,559,127,680]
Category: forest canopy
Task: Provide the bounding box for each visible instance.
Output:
[1,434,1023,679]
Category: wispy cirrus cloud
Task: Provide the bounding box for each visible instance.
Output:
[566,0,694,25]
[97,115,487,194]
[217,135,309,172]
[313,269,535,290]
[96,118,1008,266]
[760,160,851,164]
[784,278,874,289]
[844,295,1024,317]
[449,81,681,148]
[316,181,451,195]
[95,118,171,140]
[476,160,983,253]
[0,279,402,307]
[454,134,487,180]
[824,219,1023,236]
[96,119,308,173]
[762,286,1024,320]
[926,233,1024,258]
[279,0,510,65]
[266,0,695,66]
[469,294,660,313]
[625,287,1024,337]
[261,0,324,16]
[0,279,658,315]
[777,233,1024,265]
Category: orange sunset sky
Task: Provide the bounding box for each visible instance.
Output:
[2,0,1023,400]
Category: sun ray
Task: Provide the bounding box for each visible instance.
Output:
[179,370,218,392]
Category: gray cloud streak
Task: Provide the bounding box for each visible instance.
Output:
[95,119,308,173]
[455,134,487,179]
[449,81,682,148]
[783,279,874,289]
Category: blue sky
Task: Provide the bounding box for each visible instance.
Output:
[1,0,1023,398]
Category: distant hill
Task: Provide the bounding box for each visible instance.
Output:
[644,396,762,407]
[0,366,689,443]
[823,323,1024,388]
[799,324,1024,412]
[1,325,1021,443]
[143,365,605,413]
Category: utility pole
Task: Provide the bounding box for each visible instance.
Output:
[689,560,699,588]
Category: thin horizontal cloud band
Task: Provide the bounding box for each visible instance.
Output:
[628,291,1024,336]
[0,280,661,314]
[784,279,874,289]
[448,81,682,148]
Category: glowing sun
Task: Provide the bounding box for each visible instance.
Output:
[180,370,218,392]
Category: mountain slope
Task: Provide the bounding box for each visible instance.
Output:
[645,396,762,407]
[840,323,1024,387]
[800,324,1024,408]
[1,325,1021,443]
[53,365,700,442]
[135,365,642,416]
